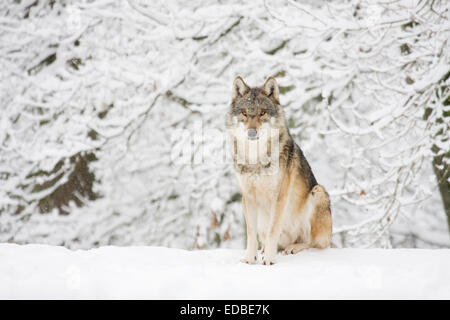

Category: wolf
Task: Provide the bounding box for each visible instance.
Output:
[226,76,333,265]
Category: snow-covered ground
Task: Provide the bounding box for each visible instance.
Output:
[1,244,449,299]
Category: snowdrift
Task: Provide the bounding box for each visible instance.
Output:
[1,244,449,299]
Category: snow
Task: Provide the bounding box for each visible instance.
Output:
[1,244,449,299]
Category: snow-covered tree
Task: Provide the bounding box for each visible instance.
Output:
[0,0,448,249]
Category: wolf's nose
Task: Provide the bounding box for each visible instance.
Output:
[247,129,257,139]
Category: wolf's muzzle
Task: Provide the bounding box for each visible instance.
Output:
[247,129,258,140]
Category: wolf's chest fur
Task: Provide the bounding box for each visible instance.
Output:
[232,138,280,195]
[236,169,279,197]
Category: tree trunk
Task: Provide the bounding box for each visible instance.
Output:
[426,71,449,235]
[432,147,450,233]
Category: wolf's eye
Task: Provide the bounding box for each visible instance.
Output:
[241,110,247,117]
[259,110,266,116]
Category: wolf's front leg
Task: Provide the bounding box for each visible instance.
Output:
[263,177,290,265]
[241,195,258,264]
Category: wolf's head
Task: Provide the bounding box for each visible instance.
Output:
[227,76,285,140]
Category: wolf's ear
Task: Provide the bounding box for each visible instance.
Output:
[232,76,249,101]
[263,77,279,103]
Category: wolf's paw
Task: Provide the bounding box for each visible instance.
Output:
[262,244,277,265]
[283,246,293,255]
[283,243,309,255]
[240,255,258,264]
[261,253,276,265]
